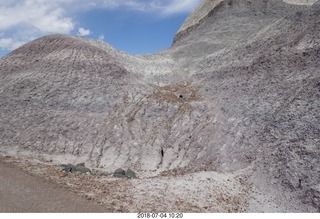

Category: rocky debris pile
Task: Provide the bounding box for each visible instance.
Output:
[113,168,137,179]
[60,163,91,175]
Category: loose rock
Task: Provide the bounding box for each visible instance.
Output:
[60,163,91,175]
[113,168,126,178]
[126,168,137,179]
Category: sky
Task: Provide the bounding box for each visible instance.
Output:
[0,0,202,57]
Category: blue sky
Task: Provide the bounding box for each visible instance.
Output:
[0,0,202,57]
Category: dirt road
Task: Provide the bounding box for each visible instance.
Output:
[0,161,107,213]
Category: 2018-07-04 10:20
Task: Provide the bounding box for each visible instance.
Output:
[137,213,184,218]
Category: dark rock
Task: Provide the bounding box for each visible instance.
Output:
[126,168,137,179]
[60,163,91,174]
[60,164,73,173]
[113,168,126,178]
[72,165,91,174]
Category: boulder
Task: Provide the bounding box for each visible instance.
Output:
[113,168,126,178]
[126,168,137,179]
[60,163,91,175]
[72,163,91,174]
[61,164,73,173]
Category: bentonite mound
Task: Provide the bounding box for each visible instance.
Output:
[0,0,319,212]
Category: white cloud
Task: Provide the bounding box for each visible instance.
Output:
[96,0,202,14]
[0,0,201,53]
[77,27,91,36]
[0,1,74,33]
[98,34,105,40]
[157,0,202,15]
[96,0,202,15]
[0,0,75,52]
[0,37,25,50]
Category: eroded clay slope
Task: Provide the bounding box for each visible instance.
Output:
[0,0,319,212]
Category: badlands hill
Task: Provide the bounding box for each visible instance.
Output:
[0,0,319,212]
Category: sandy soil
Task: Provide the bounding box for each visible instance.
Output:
[0,159,107,212]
